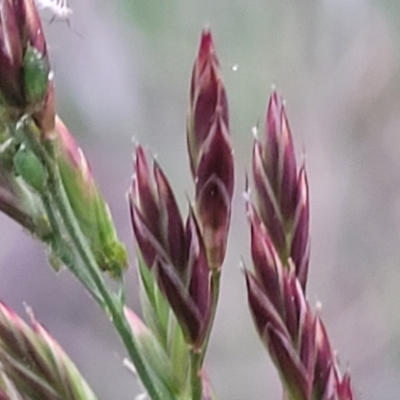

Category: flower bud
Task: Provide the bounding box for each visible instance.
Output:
[13,144,46,191]
[56,117,128,278]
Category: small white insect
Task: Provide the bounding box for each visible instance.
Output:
[34,0,73,21]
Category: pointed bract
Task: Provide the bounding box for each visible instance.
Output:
[267,325,309,400]
[248,203,283,313]
[154,163,187,276]
[186,210,212,327]
[155,257,203,346]
[253,139,286,254]
[133,147,160,239]
[290,166,310,288]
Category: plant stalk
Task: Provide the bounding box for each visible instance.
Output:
[20,118,163,400]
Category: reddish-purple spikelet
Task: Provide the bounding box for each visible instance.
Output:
[253,138,286,253]
[299,309,317,385]
[265,91,281,190]
[253,90,309,289]
[130,146,186,273]
[267,324,309,400]
[186,210,212,325]
[279,109,298,219]
[264,91,297,223]
[246,89,354,399]
[129,147,212,347]
[0,302,97,399]
[247,202,283,313]
[133,147,160,240]
[244,270,288,339]
[155,256,205,347]
[129,202,162,269]
[187,29,234,270]
[291,166,310,287]
[337,374,354,400]
[154,162,187,275]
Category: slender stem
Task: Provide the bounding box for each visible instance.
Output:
[20,120,163,400]
[200,269,221,365]
[190,350,202,400]
[40,191,102,304]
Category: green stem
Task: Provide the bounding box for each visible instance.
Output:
[190,350,202,400]
[40,191,102,304]
[20,119,163,400]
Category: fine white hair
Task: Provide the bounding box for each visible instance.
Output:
[34,0,73,19]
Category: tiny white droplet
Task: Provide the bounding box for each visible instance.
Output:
[251,126,258,138]
[242,188,251,201]
[231,64,239,72]
[123,358,136,374]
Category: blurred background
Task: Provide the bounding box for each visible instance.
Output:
[1,0,400,398]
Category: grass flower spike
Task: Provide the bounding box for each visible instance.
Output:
[0,302,97,400]
[187,29,234,269]
[130,146,212,348]
[246,91,354,400]
[129,30,233,399]
[252,91,309,288]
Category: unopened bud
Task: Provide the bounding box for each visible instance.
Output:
[56,117,128,278]
[13,145,46,192]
